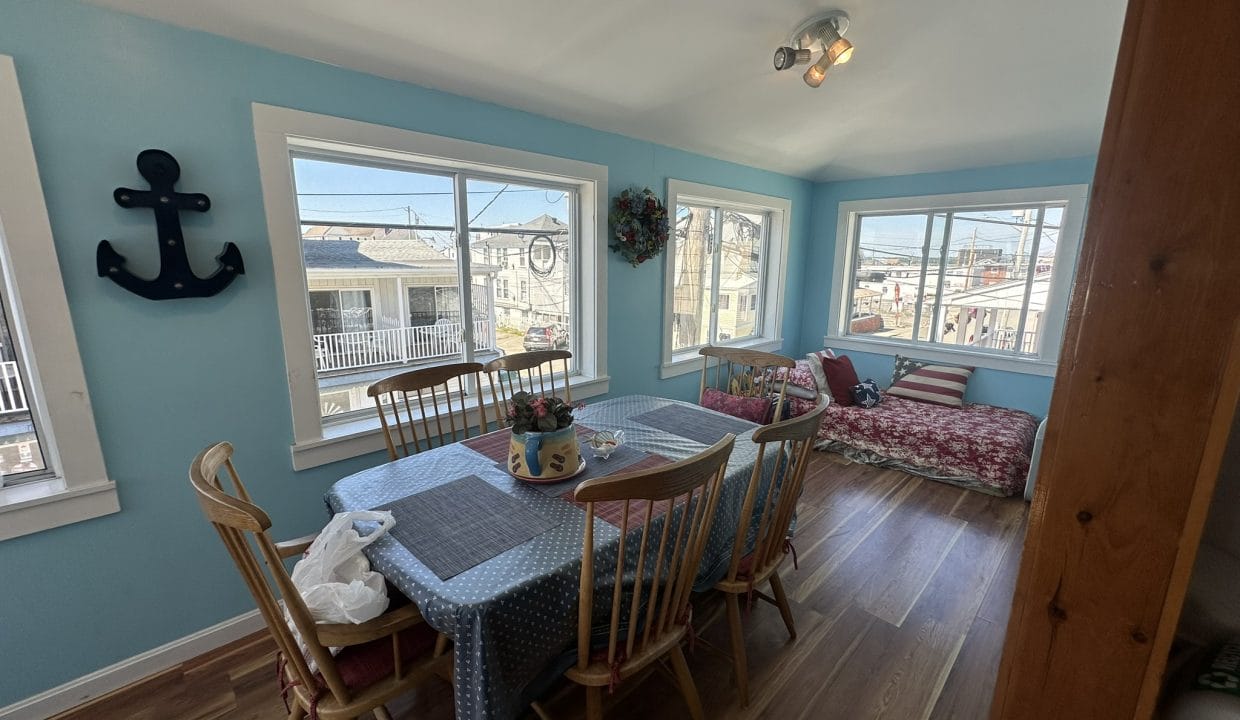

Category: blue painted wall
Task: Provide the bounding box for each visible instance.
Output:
[0,1,813,705]
[797,157,1099,417]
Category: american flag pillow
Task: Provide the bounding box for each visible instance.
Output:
[886,364,974,407]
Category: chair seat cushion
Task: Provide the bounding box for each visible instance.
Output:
[328,621,439,692]
[700,387,771,424]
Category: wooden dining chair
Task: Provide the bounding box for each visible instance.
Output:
[713,400,829,706]
[188,441,451,720]
[562,434,736,720]
[698,347,795,423]
[483,350,573,426]
[368,362,488,461]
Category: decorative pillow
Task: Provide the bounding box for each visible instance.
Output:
[821,355,860,407]
[886,364,974,407]
[700,387,771,424]
[891,354,932,384]
[806,349,836,399]
[849,379,882,408]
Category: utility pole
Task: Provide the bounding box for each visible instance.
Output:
[965,226,978,289]
[676,208,710,347]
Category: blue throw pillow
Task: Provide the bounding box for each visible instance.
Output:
[850,378,882,408]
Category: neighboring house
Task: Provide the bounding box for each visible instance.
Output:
[301,225,500,415]
[937,271,1051,354]
[469,214,571,335]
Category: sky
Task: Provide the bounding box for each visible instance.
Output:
[292,156,569,231]
[857,206,1064,267]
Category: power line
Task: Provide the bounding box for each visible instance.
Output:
[296,188,551,196]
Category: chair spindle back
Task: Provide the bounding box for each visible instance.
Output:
[188,442,356,704]
[368,362,488,461]
[698,347,795,422]
[484,350,573,426]
[572,435,735,671]
[725,401,828,585]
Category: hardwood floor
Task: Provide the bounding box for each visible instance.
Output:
[53,453,1027,720]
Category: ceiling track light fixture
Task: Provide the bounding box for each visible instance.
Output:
[772,10,854,88]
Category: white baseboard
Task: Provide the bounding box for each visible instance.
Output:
[0,610,265,720]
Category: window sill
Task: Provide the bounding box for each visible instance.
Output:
[660,337,784,380]
[0,477,120,541]
[823,335,1059,377]
[290,374,611,470]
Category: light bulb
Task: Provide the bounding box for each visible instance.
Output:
[803,56,829,88]
[827,37,854,65]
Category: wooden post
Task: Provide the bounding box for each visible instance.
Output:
[992,0,1240,718]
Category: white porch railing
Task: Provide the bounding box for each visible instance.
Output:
[314,320,494,373]
[0,361,29,413]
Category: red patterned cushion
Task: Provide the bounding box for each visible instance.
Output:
[821,355,860,407]
[328,622,439,692]
[701,387,770,424]
[886,364,974,407]
[774,361,822,417]
[814,396,1037,495]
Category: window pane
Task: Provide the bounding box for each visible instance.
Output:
[0,295,47,483]
[1018,205,1064,355]
[716,210,764,343]
[850,213,929,341]
[338,290,373,332]
[309,290,342,335]
[672,205,715,350]
[934,207,1045,353]
[467,179,574,362]
[292,155,464,419]
[913,213,948,342]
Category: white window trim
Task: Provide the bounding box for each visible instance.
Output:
[252,104,609,469]
[825,185,1089,377]
[0,55,116,540]
[660,180,790,379]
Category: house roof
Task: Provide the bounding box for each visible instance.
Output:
[470,214,568,248]
[301,226,455,271]
[939,272,1051,311]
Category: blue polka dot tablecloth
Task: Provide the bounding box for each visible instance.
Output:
[326,395,779,720]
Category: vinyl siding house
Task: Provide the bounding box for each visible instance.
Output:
[469,213,572,339]
[301,225,500,416]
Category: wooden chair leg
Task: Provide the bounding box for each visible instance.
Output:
[724,592,750,707]
[586,685,604,720]
[770,573,797,640]
[668,643,705,720]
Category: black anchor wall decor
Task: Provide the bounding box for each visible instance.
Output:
[97,149,244,300]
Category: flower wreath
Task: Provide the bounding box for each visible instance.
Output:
[609,187,669,267]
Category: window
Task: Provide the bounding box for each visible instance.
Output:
[309,289,373,334]
[828,186,1089,373]
[254,104,608,468]
[661,180,791,378]
[0,55,115,540]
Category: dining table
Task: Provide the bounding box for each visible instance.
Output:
[326,394,778,720]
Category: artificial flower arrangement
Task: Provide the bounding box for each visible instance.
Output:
[507,391,577,434]
[609,186,669,267]
[507,392,584,481]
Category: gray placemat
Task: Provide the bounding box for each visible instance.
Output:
[372,475,558,581]
[631,403,756,445]
[503,440,656,497]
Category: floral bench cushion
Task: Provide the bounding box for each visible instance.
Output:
[816,395,1038,496]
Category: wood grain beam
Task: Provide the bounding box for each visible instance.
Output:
[991,0,1240,717]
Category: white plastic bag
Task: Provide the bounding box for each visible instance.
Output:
[290,510,395,624]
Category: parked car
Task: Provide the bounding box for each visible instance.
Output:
[522,324,569,351]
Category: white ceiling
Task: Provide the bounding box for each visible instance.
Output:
[86,0,1128,181]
